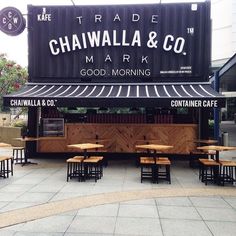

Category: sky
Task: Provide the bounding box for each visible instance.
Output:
[0,0,207,67]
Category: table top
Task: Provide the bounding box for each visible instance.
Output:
[14,137,39,141]
[197,145,236,152]
[192,139,218,144]
[135,144,174,151]
[0,142,12,147]
[67,143,104,150]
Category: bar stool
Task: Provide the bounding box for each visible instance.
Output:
[66,157,84,182]
[219,160,236,186]
[83,157,101,182]
[140,157,155,183]
[12,147,25,164]
[89,156,104,178]
[0,156,13,178]
[154,157,171,184]
[199,158,220,185]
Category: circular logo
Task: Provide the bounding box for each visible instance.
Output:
[0,7,26,36]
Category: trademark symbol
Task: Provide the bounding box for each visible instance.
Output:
[187,28,194,35]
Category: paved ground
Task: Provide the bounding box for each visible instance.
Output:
[0,121,235,235]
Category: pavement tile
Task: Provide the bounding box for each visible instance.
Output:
[0,192,22,201]
[161,219,212,236]
[121,199,156,205]
[118,204,158,218]
[0,184,34,193]
[67,216,116,234]
[58,210,78,216]
[206,221,236,236]
[15,192,55,203]
[20,215,74,233]
[223,196,236,209]
[155,197,192,206]
[0,223,26,231]
[0,202,41,212]
[0,201,9,209]
[197,207,236,221]
[158,206,201,220]
[189,196,231,208]
[65,234,113,236]
[28,184,65,193]
[77,203,119,217]
[50,192,87,201]
[15,233,63,236]
[115,217,163,235]
[0,231,15,236]
[13,177,46,185]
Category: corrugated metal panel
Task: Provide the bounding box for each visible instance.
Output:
[28,2,211,83]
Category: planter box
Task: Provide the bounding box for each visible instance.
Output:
[0,126,22,146]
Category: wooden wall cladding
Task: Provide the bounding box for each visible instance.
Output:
[38,123,197,154]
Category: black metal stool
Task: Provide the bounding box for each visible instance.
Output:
[154,157,171,184]
[88,156,104,179]
[0,156,13,178]
[12,147,25,164]
[140,157,155,183]
[219,160,236,186]
[66,157,84,182]
[83,157,101,182]
[199,159,220,185]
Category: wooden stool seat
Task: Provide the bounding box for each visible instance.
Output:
[89,156,104,161]
[219,160,236,186]
[67,158,83,163]
[83,158,100,163]
[72,156,84,161]
[219,160,236,167]
[155,158,171,165]
[140,159,155,164]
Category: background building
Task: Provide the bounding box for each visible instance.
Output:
[212,0,236,121]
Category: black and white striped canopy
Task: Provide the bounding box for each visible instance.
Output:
[4,82,225,107]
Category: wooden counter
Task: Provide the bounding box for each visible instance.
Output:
[38,123,198,154]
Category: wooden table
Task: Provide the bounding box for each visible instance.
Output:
[67,143,104,158]
[136,144,173,152]
[197,145,236,162]
[135,144,173,161]
[14,137,39,165]
[0,142,12,147]
[14,137,39,142]
[193,139,218,145]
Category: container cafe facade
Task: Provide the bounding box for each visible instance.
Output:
[3,2,225,158]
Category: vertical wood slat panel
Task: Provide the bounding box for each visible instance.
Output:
[38,123,197,154]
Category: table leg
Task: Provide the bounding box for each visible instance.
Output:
[215,151,219,162]
[22,142,38,166]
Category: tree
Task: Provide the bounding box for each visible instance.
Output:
[0,53,28,111]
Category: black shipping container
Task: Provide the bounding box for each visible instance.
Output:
[28,2,211,83]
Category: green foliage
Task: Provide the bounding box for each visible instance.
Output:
[208,119,214,129]
[12,119,28,136]
[0,53,28,111]
[12,120,27,128]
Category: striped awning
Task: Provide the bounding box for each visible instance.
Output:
[3,82,225,108]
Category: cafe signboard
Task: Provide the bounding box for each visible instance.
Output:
[28,3,211,83]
